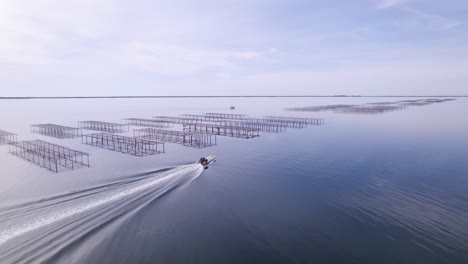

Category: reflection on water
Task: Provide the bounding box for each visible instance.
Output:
[0,97,467,263]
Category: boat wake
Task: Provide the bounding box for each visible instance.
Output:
[0,163,204,264]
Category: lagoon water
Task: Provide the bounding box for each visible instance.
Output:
[0,97,467,263]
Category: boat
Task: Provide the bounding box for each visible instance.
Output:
[198,155,216,169]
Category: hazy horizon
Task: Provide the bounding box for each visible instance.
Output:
[1,95,468,99]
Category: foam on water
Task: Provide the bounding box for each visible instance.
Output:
[0,163,203,263]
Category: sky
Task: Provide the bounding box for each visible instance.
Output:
[0,0,467,96]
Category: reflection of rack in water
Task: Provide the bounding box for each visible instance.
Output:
[9,140,90,173]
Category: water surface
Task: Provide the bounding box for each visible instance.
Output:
[0,98,467,263]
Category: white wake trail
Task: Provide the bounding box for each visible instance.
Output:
[0,164,203,246]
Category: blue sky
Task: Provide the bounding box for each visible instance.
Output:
[0,0,467,96]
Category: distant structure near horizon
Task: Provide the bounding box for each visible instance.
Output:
[1,95,466,100]
[285,98,456,114]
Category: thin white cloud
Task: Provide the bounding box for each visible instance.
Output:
[212,59,468,95]
[377,0,409,9]
[375,1,464,31]
[402,7,465,30]
[0,0,467,96]
[0,0,276,77]
[0,0,121,73]
[119,42,275,75]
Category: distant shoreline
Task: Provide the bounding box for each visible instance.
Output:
[0,95,466,99]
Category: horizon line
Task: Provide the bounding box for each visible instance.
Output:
[0,95,467,100]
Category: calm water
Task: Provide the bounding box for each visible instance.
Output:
[0,98,467,264]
